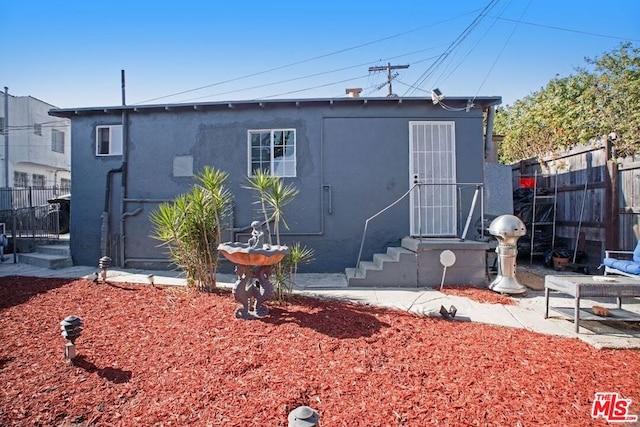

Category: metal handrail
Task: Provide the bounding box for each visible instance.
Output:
[355,182,484,270]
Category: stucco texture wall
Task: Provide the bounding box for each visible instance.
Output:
[67,101,487,273]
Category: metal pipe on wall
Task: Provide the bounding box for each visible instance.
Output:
[119,70,129,267]
[4,87,9,188]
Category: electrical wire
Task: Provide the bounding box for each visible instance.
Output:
[403,0,502,97]
[177,52,442,102]
[431,0,513,91]
[258,75,372,100]
[473,0,533,99]
[131,10,482,105]
[494,16,640,42]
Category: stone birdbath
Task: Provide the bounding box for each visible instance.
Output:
[217,221,289,320]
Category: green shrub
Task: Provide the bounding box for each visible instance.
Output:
[150,167,232,291]
[244,170,313,301]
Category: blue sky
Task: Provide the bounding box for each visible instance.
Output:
[2,0,639,108]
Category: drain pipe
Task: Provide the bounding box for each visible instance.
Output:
[119,70,129,267]
[100,166,123,257]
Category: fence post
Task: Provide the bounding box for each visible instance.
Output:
[605,138,619,251]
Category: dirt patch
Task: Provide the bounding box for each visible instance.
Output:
[1,276,638,426]
[516,269,545,291]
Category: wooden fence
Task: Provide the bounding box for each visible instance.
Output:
[511,139,640,267]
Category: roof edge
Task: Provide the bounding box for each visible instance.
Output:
[49,96,502,118]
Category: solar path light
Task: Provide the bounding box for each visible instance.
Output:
[288,405,319,427]
[98,256,112,282]
[60,315,83,360]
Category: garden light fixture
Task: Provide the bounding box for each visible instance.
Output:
[60,315,83,360]
[488,215,527,294]
[98,256,112,282]
[288,405,319,427]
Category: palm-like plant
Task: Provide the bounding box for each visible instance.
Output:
[150,167,232,291]
[244,170,276,244]
[244,170,299,245]
[244,171,312,301]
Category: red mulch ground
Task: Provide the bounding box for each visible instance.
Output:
[438,286,517,305]
[1,276,639,426]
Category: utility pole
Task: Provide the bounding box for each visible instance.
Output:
[3,87,8,188]
[368,63,409,97]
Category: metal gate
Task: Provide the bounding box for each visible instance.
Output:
[409,121,456,236]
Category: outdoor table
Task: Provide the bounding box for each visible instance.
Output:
[544,275,640,333]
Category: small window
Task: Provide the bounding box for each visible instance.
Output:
[96,125,123,156]
[51,129,64,153]
[247,129,296,177]
[14,171,28,188]
[34,123,42,136]
[32,174,46,188]
[0,117,4,135]
[60,178,71,193]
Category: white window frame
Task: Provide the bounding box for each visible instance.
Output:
[32,174,46,188]
[14,171,28,188]
[96,125,123,156]
[247,128,296,177]
[51,129,65,153]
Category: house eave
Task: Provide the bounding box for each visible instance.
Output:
[49,96,502,118]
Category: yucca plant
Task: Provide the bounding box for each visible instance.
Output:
[244,170,277,245]
[150,167,232,291]
[244,171,312,301]
[273,242,315,301]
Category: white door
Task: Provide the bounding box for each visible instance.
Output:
[409,121,456,237]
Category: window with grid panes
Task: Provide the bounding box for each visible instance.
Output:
[248,129,296,177]
[32,174,46,188]
[14,171,28,188]
[51,129,65,153]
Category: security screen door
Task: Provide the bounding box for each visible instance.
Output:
[409,121,456,237]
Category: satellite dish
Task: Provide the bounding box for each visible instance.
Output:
[440,250,456,267]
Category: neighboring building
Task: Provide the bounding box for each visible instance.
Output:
[0,91,71,191]
[50,95,503,283]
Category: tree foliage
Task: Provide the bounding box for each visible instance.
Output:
[494,43,640,163]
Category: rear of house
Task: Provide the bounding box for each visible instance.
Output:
[50,96,501,274]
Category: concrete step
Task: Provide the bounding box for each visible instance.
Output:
[346,247,417,287]
[35,244,71,257]
[18,243,72,270]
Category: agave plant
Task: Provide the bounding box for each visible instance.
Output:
[150,167,232,291]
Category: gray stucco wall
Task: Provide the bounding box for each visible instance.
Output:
[65,99,490,272]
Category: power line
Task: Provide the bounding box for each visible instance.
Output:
[258,75,371,100]
[177,52,441,103]
[131,10,482,105]
[404,0,502,97]
[430,0,512,91]
[473,0,533,99]
[494,16,640,42]
[368,63,410,97]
